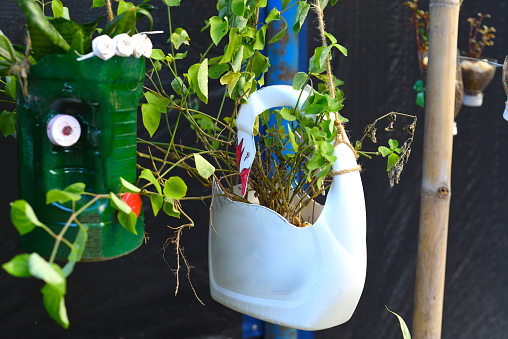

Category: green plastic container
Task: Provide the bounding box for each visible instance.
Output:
[16,54,145,262]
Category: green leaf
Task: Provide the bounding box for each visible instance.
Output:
[139,169,162,195]
[221,28,240,64]
[163,176,187,200]
[149,194,164,217]
[117,1,135,15]
[150,49,165,60]
[10,200,44,235]
[198,58,209,102]
[188,60,209,104]
[293,72,308,90]
[378,146,392,157]
[141,103,161,137]
[210,16,228,46]
[145,91,170,113]
[251,52,269,79]
[209,63,229,80]
[163,198,180,218]
[194,154,215,179]
[46,182,85,205]
[280,107,296,121]
[41,284,69,329]
[387,153,399,171]
[258,0,268,7]
[13,0,70,58]
[268,19,287,44]
[282,0,291,9]
[386,307,412,339]
[266,7,281,24]
[171,28,190,50]
[333,43,348,56]
[118,211,138,235]
[324,31,337,44]
[2,253,31,278]
[171,77,187,95]
[293,1,310,34]
[28,253,66,294]
[120,177,141,193]
[254,25,267,50]
[220,71,241,97]
[109,192,132,215]
[287,127,299,152]
[232,0,246,16]
[51,0,64,18]
[231,45,244,73]
[5,76,16,101]
[164,0,180,6]
[0,110,16,137]
[388,139,399,149]
[63,225,88,277]
[330,0,338,5]
[91,0,106,8]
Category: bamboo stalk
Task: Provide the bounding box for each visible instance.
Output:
[412,1,460,339]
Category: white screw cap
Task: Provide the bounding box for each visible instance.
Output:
[47,114,81,147]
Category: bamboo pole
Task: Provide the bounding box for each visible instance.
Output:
[412,1,461,339]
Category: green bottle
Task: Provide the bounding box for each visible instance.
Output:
[17,54,145,261]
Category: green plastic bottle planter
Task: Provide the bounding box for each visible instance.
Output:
[16,54,145,262]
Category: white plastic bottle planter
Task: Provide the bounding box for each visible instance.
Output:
[209,85,367,331]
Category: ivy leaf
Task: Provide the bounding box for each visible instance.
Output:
[254,25,267,50]
[170,77,186,95]
[46,182,85,205]
[41,284,69,329]
[163,177,187,200]
[150,49,165,60]
[282,0,291,9]
[209,63,229,80]
[293,72,308,90]
[164,0,180,6]
[194,154,215,179]
[117,211,138,235]
[51,0,64,17]
[141,103,160,137]
[0,110,16,137]
[110,192,132,215]
[145,91,170,113]
[388,138,399,149]
[149,194,164,217]
[387,153,399,171]
[378,146,392,157]
[28,253,66,294]
[10,200,44,235]
[171,28,190,50]
[91,0,106,8]
[293,1,310,34]
[280,107,296,121]
[220,71,241,97]
[232,0,246,17]
[221,28,240,64]
[63,225,88,277]
[188,60,209,104]
[210,16,228,46]
[268,19,287,44]
[139,169,162,195]
[231,45,244,73]
[163,198,180,218]
[266,7,281,24]
[120,177,141,193]
[2,253,31,278]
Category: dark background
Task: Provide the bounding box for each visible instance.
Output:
[0,0,507,338]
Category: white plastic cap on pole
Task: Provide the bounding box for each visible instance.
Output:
[47,114,81,147]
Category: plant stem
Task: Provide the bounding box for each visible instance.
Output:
[105,0,114,23]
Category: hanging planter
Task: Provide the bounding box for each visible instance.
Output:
[461,58,497,107]
[502,56,508,121]
[16,53,145,261]
[209,85,367,331]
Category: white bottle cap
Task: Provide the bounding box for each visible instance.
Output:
[462,93,484,107]
[453,121,458,136]
[47,114,81,147]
